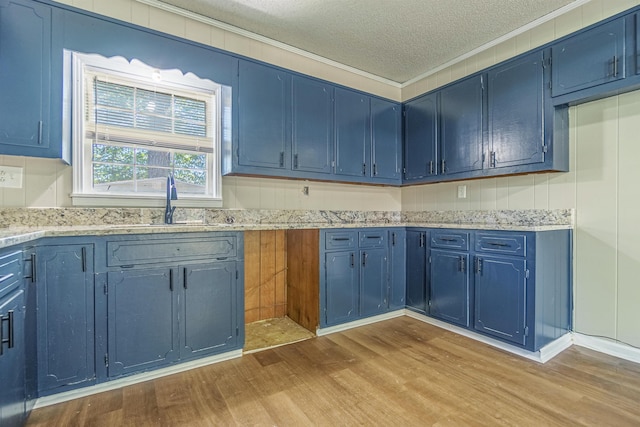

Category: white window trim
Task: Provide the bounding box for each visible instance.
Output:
[64,50,225,208]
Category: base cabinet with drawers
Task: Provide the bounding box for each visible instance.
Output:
[407,228,571,352]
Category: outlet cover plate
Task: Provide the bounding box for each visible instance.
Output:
[0,166,24,188]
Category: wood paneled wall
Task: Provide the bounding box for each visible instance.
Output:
[286,229,319,332]
[244,230,287,323]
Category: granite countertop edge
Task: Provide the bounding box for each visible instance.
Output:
[0,222,572,249]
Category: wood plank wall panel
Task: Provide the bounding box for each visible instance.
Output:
[286,229,319,332]
[244,230,287,323]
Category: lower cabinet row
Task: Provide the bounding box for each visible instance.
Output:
[28,232,245,398]
[405,228,572,352]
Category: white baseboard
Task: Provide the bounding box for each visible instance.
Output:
[34,349,243,409]
[404,310,572,363]
[572,333,640,364]
[316,310,405,336]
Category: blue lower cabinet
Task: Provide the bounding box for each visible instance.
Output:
[36,244,95,394]
[107,268,178,378]
[360,248,388,317]
[324,250,359,326]
[405,230,428,313]
[388,229,406,310]
[429,250,470,327]
[474,255,527,346]
[181,261,241,360]
[0,289,25,427]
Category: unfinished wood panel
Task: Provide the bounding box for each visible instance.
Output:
[26,317,640,427]
[286,229,319,332]
[244,231,261,323]
[245,230,288,323]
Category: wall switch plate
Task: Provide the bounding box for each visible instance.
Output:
[457,185,467,199]
[0,166,23,188]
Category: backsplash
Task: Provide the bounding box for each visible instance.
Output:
[0,207,572,228]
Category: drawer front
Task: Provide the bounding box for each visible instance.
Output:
[107,235,237,267]
[324,231,357,250]
[430,231,470,250]
[475,233,526,257]
[0,250,22,299]
[358,230,387,248]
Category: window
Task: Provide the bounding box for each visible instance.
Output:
[66,51,230,206]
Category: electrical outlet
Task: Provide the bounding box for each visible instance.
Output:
[302,186,309,196]
[457,185,467,199]
[0,166,23,188]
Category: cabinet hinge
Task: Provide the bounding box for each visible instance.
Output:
[542,144,548,153]
[525,269,530,279]
[524,326,529,337]
[104,354,109,367]
[548,81,552,90]
[428,300,432,307]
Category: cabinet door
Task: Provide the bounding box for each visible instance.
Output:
[388,229,406,310]
[371,98,402,180]
[360,248,388,317]
[440,75,484,175]
[0,290,25,427]
[488,50,546,168]
[292,75,333,174]
[237,60,290,170]
[324,251,359,326]
[181,261,239,360]
[107,268,178,377]
[429,250,469,327]
[474,256,527,346]
[0,0,52,154]
[405,230,427,313]
[551,19,625,97]
[36,245,94,392]
[404,94,438,180]
[334,88,370,178]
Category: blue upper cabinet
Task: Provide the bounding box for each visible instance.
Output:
[334,88,370,178]
[371,98,402,181]
[403,93,438,181]
[0,0,64,159]
[487,50,547,169]
[236,60,291,171]
[552,18,626,98]
[439,74,484,175]
[292,75,334,174]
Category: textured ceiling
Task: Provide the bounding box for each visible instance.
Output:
[157,0,578,83]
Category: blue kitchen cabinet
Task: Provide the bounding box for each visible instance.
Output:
[236,60,291,171]
[359,229,389,317]
[405,229,428,313]
[474,255,527,346]
[0,0,64,159]
[472,230,571,351]
[388,229,406,310]
[429,250,470,327]
[551,18,626,97]
[404,94,438,181]
[35,243,95,394]
[324,250,359,326]
[488,50,548,169]
[371,98,402,180]
[334,88,370,178]
[107,268,178,378]
[292,75,333,174]
[439,74,484,175]
[181,261,241,360]
[0,289,25,427]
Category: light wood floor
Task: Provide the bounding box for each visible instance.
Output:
[27,317,640,426]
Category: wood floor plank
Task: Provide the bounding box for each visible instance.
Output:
[27,317,640,426]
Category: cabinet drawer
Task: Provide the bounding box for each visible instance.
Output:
[358,230,387,248]
[475,233,526,257]
[430,231,469,250]
[107,235,237,267]
[0,250,22,299]
[324,231,356,250]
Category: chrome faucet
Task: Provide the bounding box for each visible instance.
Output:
[165,173,178,224]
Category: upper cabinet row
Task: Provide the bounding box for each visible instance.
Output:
[2,0,640,186]
[229,60,402,185]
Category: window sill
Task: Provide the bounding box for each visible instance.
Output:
[70,193,223,208]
